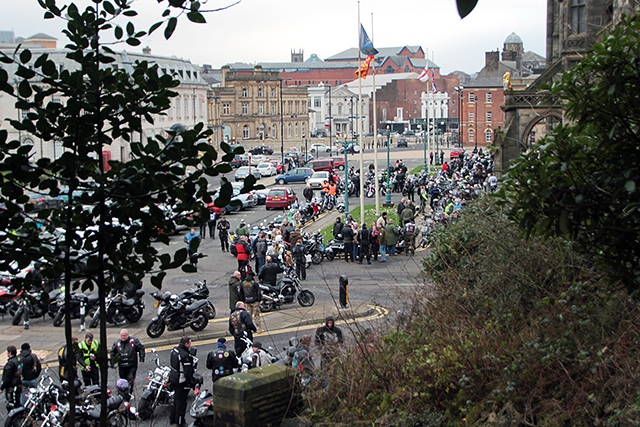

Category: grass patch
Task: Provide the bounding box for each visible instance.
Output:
[319,204,400,242]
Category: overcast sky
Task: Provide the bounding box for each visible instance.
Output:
[1,0,547,75]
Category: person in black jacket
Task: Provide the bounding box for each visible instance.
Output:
[169,337,194,427]
[258,256,283,286]
[358,223,372,264]
[292,240,306,280]
[110,329,145,389]
[217,215,231,252]
[314,316,344,370]
[1,345,22,410]
[206,337,239,383]
[342,222,355,262]
[229,302,257,355]
[302,184,314,203]
[18,342,41,405]
[332,217,344,240]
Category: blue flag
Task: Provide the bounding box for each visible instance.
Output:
[359,24,378,56]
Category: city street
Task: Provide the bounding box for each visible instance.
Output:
[0,144,447,425]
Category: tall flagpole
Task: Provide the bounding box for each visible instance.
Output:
[357,3,365,226]
[371,12,380,216]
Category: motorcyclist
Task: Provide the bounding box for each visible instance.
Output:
[303,184,314,203]
[229,302,256,355]
[169,336,194,427]
[110,329,145,389]
[258,255,283,287]
[332,216,344,240]
[314,316,343,370]
[206,338,239,382]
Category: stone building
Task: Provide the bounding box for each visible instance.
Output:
[209,66,309,147]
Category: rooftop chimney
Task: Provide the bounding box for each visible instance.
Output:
[142,46,151,55]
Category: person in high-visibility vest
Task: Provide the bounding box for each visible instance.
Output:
[77,332,100,386]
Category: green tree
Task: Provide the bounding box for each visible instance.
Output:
[0,0,248,423]
[498,15,640,293]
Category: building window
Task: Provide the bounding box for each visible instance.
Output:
[469,92,475,103]
[243,125,250,139]
[287,123,292,137]
[258,87,263,97]
[270,102,276,115]
[396,107,403,120]
[287,101,292,114]
[313,97,321,108]
[184,96,189,118]
[176,98,181,119]
[382,108,387,122]
[384,65,394,74]
[468,129,475,143]
[271,87,276,97]
[242,103,248,115]
[302,122,306,137]
[295,101,299,114]
[337,104,343,115]
[486,112,492,122]
[258,103,264,115]
[241,88,248,98]
[485,92,492,103]
[223,103,230,115]
[295,122,299,136]
[571,0,586,34]
[469,112,475,121]
[301,102,305,114]
[485,129,493,143]
[272,124,277,138]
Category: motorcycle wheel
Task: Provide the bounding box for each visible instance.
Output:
[366,190,374,198]
[260,300,275,312]
[326,251,335,261]
[137,395,155,421]
[89,310,101,329]
[311,251,323,265]
[204,302,216,320]
[11,308,23,326]
[53,309,65,327]
[146,319,166,339]
[126,306,143,324]
[5,410,29,427]
[297,290,315,307]
[190,313,208,332]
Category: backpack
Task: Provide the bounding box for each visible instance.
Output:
[242,280,258,304]
[230,310,246,335]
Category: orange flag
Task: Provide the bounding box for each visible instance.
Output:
[355,55,374,79]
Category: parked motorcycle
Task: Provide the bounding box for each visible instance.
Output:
[146,292,209,338]
[0,285,19,315]
[10,289,51,325]
[259,267,315,312]
[52,291,100,327]
[138,348,204,421]
[303,232,325,265]
[88,288,145,329]
[324,238,344,261]
[189,389,214,427]
[177,280,216,320]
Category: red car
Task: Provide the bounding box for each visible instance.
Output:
[329,157,346,171]
[450,149,464,160]
[265,187,297,210]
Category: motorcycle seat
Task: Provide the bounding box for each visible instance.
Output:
[185,299,207,312]
[261,283,279,293]
[87,395,124,420]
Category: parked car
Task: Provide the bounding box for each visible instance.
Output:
[397,138,409,148]
[249,155,267,166]
[329,157,346,171]
[254,188,270,205]
[306,171,331,189]
[266,187,298,210]
[340,142,361,155]
[450,149,465,160]
[257,162,277,177]
[234,166,261,182]
[249,145,274,155]
[274,167,315,185]
[230,154,248,168]
[305,159,334,173]
[310,143,337,154]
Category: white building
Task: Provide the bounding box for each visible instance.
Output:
[0,42,208,163]
[307,83,370,140]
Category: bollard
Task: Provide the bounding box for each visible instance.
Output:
[23,300,29,330]
[339,275,348,308]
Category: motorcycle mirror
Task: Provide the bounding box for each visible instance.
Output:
[151,348,157,354]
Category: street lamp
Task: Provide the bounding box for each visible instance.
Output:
[384,125,392,206]
[423,118,427,174]
[342,135,349,218]
[455,85,463,149]
[279,78,285,163]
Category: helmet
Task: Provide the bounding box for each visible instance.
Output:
[116,379,130,392]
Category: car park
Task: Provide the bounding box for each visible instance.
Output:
[397,138,409,148]
[265,187,298,210]
[306,171,331,189]
[274,167,315,185]
[256,162,277,177]
[234,166,262,182]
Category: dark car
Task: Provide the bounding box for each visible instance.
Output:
[396,138,409,148]
[230,154,248,168]
[250,145,274,155]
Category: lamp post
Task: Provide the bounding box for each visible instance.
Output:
[434,118,440,165]
[423,118,427,174]
[384,125,392,206]
[326,84,333,154]
[279,78,284,163]
[454,85,463,149]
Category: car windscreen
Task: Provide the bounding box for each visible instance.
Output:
[269,190,286,197]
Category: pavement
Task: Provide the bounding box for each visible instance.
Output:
[0,143,446,366]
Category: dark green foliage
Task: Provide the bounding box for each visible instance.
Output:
[497,15,640,293]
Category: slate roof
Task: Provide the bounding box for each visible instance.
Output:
[326,45,423,61]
